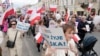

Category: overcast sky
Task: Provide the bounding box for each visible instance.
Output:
[1,0,38,8]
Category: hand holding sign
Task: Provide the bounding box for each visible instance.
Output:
[85,25,90,32]
[16,21,30,32]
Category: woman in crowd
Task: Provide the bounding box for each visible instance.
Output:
[78,16,88,44]
[35,20,46,52]
[68,16,79,34]
[44,23,78,56]
[86,11,95,33]
[6,20,23,56]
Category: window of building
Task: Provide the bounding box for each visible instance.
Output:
[77,11,84,16]
[92,0,97,2]
[71,0,73,5]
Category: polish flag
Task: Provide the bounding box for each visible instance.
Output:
[87,3,93,11]
[72,34,80,43]
[50,4,57,12]
[37,6,45,13]
[0,7,15,25]
[29,9,41,26]
[26,8,33,14]
[35,32,43,43]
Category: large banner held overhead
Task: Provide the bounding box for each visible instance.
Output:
[16,21,30,32]
[41,28,68,49]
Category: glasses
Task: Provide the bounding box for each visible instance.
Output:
[11,24,16,25]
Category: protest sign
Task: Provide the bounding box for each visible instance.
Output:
[42,28,67,49]
[85,25,90,32]
[16,21,30,32]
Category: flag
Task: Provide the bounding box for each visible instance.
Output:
[26,9,33,14]
[29,9,41,26]
[35,32,43,43]
[87,3,93,11]
[0,7,15,25]
[72,34,80,43]
[37,6,45,13]
[50,4,57,12]
[37,4,45,13]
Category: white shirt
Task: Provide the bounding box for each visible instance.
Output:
[49,20,57,28]
[55,13,61,20]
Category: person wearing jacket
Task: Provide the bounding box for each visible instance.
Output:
[6,20,23,56]
[78,16,88,44]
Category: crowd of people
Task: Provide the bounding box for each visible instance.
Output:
[0,9,97,56]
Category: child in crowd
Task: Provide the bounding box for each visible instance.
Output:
[43,23,78,56]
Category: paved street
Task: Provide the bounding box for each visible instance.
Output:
[1,33,41,56]
[0,31,100,56]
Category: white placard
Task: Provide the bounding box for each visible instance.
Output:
[41,28,67,49]
[16,21,30,32]
[85,25,90,32]
[87,21,92,24]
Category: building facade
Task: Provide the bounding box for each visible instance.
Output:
[33,0,99,15]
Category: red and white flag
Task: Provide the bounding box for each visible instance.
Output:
[87,3,93,11]
[0,7,15,25]
[26,8,33,14]
[50,4,57,12]
[72,34,80,43]
[29,9,41,26]
[35,32,43,43]
[37,6,45,13]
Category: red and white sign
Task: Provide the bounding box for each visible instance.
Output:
[35,32,43,43]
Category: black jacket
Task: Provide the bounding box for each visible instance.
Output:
[78,21,88,34]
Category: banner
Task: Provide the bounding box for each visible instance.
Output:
[41,28,67,49]
[16,21,30,32]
